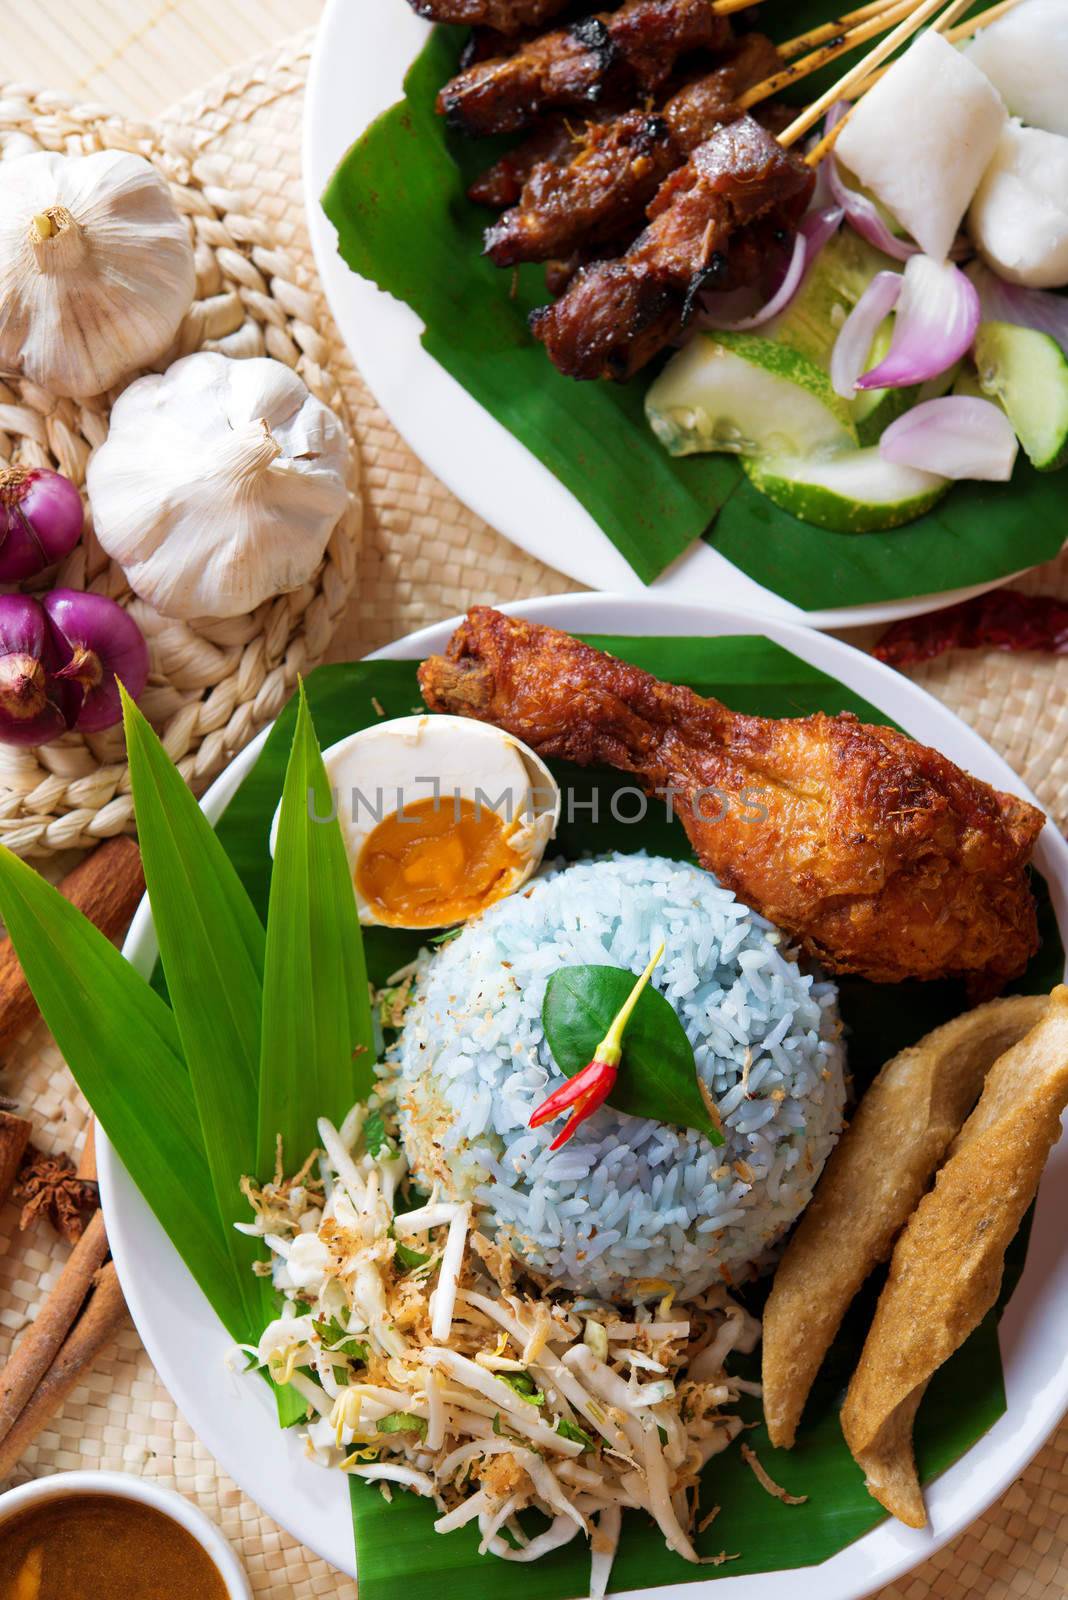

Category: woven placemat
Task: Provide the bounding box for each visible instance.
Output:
[1,28,1066,1600]
[0,78,362,858]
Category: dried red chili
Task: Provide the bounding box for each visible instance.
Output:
[529,941,665,1150]
[874,590,1068,669]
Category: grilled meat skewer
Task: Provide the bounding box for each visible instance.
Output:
[484,32,782,265]
[469,116,597,208]
[530,114,813,380]
[410,0,572,31]
[437,0,732,135]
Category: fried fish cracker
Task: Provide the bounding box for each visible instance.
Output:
[841,986,1068,1527]
[762,993,1047,1449]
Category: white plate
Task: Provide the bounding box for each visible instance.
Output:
[301,1,1021,631]
[100,592,1068,1595]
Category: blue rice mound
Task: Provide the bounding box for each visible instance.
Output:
[395,854,846,1302]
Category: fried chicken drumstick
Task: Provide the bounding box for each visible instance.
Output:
[437,0,731,135]
[419,609,1045,989]
[484,34,783,266]
[530,114,813,378]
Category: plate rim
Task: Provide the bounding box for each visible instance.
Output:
[99,591,1068,1595]
[300,0,1046,632]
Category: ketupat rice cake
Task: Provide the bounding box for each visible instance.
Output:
[394,854,847,1300]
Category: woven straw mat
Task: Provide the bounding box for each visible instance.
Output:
[2,28,1067,1600]
[0,78,363,858]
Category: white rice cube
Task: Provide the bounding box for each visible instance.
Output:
[969,121,1068,288]
[836,29,1007,262]
[967,0,1068,138]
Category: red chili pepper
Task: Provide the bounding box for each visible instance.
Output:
[874,589,1068,668]
[529,941,665,1151]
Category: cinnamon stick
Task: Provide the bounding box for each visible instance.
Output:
[0,1107,31,1206]
[0,1261,127,1483]
[0,1207,109,1450]
[0,837,145,1058]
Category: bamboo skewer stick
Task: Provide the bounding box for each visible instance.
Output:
[946,0,1027,41]
[779,0,924,62]
[740,0,928,113]
[776,0,963,155]
[711,0,771,14]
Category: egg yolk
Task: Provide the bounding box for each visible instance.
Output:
[354,796,525,927]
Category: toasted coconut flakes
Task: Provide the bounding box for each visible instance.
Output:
[740,1443,808,1505]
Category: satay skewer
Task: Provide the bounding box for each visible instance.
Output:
[483,0,930,268]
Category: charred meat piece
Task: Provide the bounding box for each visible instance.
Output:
[544,236,629,293]
[469,116,589,207]
[437,0,731,136]
[530,115,813,379]
[419,608,1044,990]
[484,33,781,265]
[410,0,572,32]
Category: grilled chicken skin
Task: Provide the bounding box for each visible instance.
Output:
[437,0,731,135]
[419,608,1044,990]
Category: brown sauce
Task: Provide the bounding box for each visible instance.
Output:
[355,794,523,926]
[0,1493,229,1600]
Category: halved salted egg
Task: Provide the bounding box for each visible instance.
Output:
[269,714,560,928]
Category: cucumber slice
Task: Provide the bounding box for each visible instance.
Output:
[768,229,895,367]
[645,332,856,460]
[973,320,1068,471]
[744,448,950,533]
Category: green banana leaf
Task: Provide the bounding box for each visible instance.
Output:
[212,638,1062,1600]
[321,2,1067,610]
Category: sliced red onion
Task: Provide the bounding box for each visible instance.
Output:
[698,206,843,333]
[0,595,78,747]
[831,271,903,398]
[0,467,84,582]
[858,256,981,391]
[43,589,149,734]
[879,397,1019,481]
[969,262,1068,354]
[827,141,919,265]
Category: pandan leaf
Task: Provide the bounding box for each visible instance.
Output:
[257,683,375,1176]
[0,845,249,1339]
[542,964,723,1145]
[121,686,264,1334]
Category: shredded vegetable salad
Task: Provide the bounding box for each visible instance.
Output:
[236,1099,761,1591]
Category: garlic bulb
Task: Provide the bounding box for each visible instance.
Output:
[87,352,351,620]
[0,149,195,399]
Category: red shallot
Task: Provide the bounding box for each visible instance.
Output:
[43,590,149,734]
[0,467,83,582]
[0,595,78,746]
[858,257,980,392]
[879,397,1018,482]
